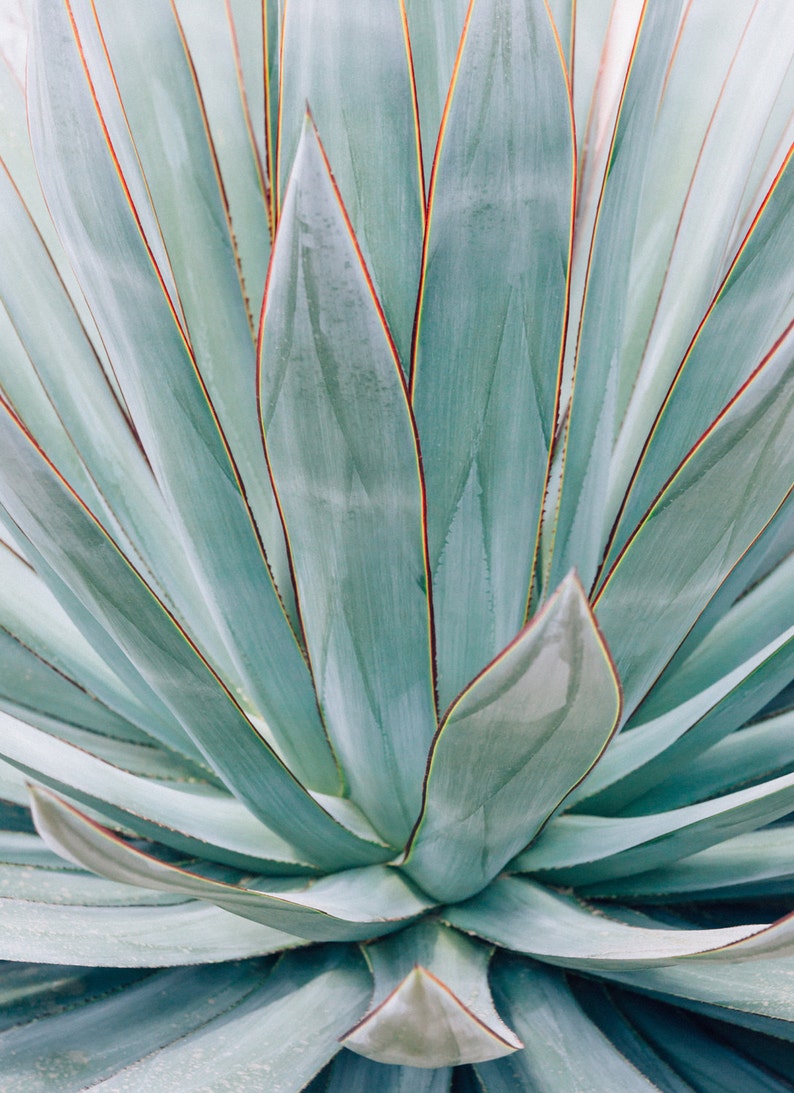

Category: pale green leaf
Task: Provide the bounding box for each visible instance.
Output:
[403,574,620,903]
[514,771,794,885]
[447,878,794,970]
[411,0,574,706]
[342,922,521,1067]
[547,0,685,593]
[260,121,436,847]
[0,405,385,870]
[29,0,336,791]
[31,789,433,943]
[594,323,794,717]
[277,0,424,366]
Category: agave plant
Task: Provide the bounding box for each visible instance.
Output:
[0,0,793,1087]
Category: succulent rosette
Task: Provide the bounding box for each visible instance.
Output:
[0,1,793,1088]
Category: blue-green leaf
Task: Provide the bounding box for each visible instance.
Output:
[342,922,521,1067]
[595,322,794,717]
[475,957,660,1092]
[260,121,436,847]
[547,0,685,594]
[325,1051,453,1092]
[514,770,794,885]
[447,877,794,970]
[29,0,335,791]
[411,0,574,707]
[0,403,385,870]
[31,789,433,943]
[277,0,424,367]
[403,574,620,902]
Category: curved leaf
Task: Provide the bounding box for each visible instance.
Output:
[403,574,620,902]
[447,878,794,970]
[342,922,521,1067]
[514,770,794,885]
[31,789,434,943]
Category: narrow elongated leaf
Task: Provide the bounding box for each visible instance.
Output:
[570,624,794,813]
[28,0,336,791]
[0,962,275,1088]
[0,893,300,967]
[402,0,470,180]
[260,122,436,847]
[411,0,574,707]
[342,922,521,1067]
[0,949,369,1092]
[612,0,757,427]
[0,156,225,660]
[600,956,794,1025]
[89,0,295,624]
[611,0,794,531]
[584,826,794,902]
[173,0,271,329]
[277,0,424,366]
[595,323,794,716]
[0,404,385,870]
[403,574,620,902]
[572,979,698,1093]
[622,707,794,815]
[0,540,202,752]
[615,993,794,1093]
[514,770,794,885]
[86,948,371,1093]
[447,878,794,970]
[547,0,685,593]
[606,146,794,570]
[475,958,660,1092]
[31,790,433,943]
[0,713,314,873]
[227,0,270,212]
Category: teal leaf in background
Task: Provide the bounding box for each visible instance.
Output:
[475,958,661,1092]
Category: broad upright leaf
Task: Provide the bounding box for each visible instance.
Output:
[411,0,574,709]
[260,123,437,847]
[277,0,424,367]
[403,575,620,903]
